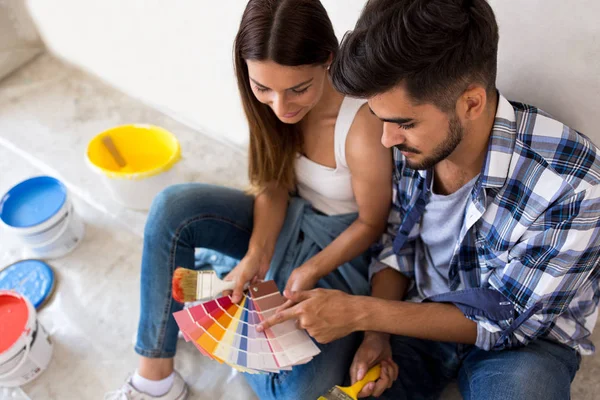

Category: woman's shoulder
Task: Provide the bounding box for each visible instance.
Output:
[345,102,384,150]
[344,101,392,201]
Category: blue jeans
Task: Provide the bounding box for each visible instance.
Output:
[135,184,362,400]
[377,335,580,400]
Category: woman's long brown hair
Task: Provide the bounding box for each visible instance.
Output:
[234,0,338,193]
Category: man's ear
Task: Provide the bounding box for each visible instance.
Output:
[457,85,487,121]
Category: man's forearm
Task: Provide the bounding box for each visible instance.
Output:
[352,295,477,344]
[357,267,477,343]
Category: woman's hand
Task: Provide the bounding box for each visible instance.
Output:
[286,263,321,292]
[278,263,321,311]
[223,251,270,303]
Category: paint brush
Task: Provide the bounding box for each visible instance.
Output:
[172,268,249,302]
[318,364,382,400]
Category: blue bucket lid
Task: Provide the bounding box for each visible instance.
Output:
[0,176,67,228]
[0,260,55,309]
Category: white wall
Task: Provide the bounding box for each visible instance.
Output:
[0,0,43,80]
[24,0,365,147]
[26,0,600,147]
[489,0,600,142]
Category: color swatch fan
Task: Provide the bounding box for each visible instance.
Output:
[173,280,320,374]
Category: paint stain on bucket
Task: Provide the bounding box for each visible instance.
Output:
[0,291,53,387]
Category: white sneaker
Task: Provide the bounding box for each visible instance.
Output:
[104,371,189,400]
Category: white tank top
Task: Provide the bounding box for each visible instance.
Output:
[295,97,366,215]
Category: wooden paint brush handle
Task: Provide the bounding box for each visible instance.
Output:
[212,279,251,298]
[195,270,250,299]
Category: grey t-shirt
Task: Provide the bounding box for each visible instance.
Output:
[411,174,479,301]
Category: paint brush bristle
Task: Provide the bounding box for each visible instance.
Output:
[172,267,198,303]
[318,387,355,400]
[173,267,249,302]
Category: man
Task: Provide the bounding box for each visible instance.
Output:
[259,0,600,398]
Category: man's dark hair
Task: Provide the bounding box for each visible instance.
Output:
[330,0,499,111]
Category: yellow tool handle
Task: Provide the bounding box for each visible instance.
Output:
[102,136,127,168]
[347,364,382,397]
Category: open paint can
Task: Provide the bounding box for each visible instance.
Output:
[86,124,183,210]
[0,176,85,259]
[0,290,53,387]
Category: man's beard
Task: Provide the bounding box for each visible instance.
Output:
[395,114,464,170]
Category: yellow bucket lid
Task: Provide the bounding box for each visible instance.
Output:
[86,124,181,180]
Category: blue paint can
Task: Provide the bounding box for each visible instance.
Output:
[0,176,85,259]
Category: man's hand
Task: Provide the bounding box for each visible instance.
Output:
[351,332,398,398]
[257,289,360,343]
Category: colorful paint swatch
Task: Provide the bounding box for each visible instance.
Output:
[173,280,320,374]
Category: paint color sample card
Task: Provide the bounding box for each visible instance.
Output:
[173,280,320,374]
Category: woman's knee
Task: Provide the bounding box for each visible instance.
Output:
[145,185,187,237]
[144,183,254,249]
[145,184,217,237]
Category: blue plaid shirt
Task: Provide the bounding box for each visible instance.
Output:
[371,94,600,354]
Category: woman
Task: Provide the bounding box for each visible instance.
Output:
[106,0,392,399]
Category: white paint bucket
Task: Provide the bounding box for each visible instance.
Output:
[86,124,184,210]
[94,165,182,210]
[0,176,85,259]
[0,291,53,388]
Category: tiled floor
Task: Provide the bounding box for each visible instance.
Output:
[0,54,598,399]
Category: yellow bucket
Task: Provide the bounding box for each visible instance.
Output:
[86,124,183,210]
